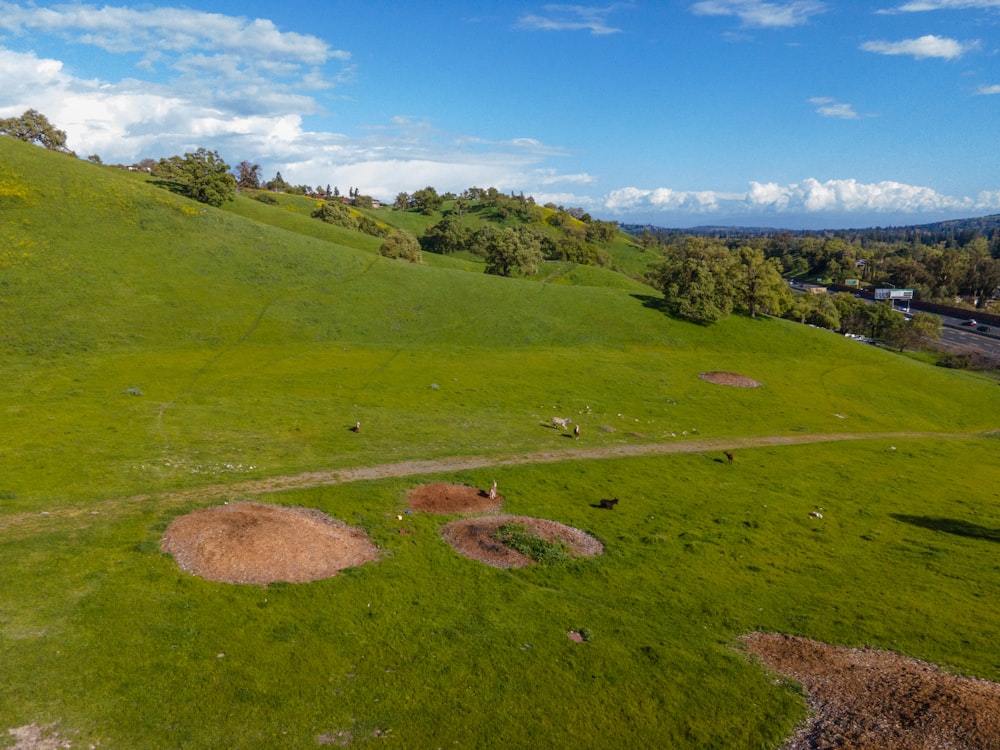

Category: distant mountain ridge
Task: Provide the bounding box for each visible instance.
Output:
[623,214,1000,242]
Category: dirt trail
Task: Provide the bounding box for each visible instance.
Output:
[0,430,987,533]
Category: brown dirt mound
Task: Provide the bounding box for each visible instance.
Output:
[161,502,379,584]
[440,514,604,568]
[699,370,762,387]
[407,482,503,514]
[742,632,1000,750]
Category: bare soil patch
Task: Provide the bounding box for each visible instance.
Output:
[742,632,1000,750]
[699,370,763,387]
[161,502,379,584]
[440,514,604,568]
[6,724,71,750]
[406,482,503,514]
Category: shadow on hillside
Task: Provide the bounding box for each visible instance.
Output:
[891,514,1000,543]
[632,293,671,315]
[150,179,194,200]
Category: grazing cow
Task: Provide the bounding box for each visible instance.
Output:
[724,451,734,465]
[573,424,581,439]
[552,416,572,430]
[599,498,619,510]
[488,480,498,501]
[351,421,361,433]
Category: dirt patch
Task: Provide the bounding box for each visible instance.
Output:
[699,370,762,387]
[440,514,604,568]
[742,632,1000,749]
[6,724,71,750]
[406,482,503,514]
[161,502,379,584]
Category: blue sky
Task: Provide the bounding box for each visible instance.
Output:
[1,1,998,229]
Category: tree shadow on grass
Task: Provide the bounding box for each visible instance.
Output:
[891,515,1000,543]
[632,293,670,314]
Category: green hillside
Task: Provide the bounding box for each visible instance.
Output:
[2,137,999,748]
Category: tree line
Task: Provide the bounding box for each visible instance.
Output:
[634,224,1000,310]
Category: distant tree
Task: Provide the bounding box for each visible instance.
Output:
[311,200,357,230]
[961,239,1000,308]
[422,214,469,254]
[234,160,262,190]
[735,246,791,318]
[393,191,410,210]
[0,109,71,152]
[585,220,618,243]
[830,293,870,335]
[333,186,340,197]
[783,292,840,330]
[87,154,103,164]
[885,311,941,352]
[411,186,443,215]
[152,148,235,207]
[483,227,543,277]
[866,301,905,341]
[265,171,291,192]
[379,230,421,262]
[647,240,736,324]
[352,194,374,209]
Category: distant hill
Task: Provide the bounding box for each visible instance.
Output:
[623,214,1000,244]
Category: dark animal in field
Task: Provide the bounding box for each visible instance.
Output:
[350,421,361,433]
[724,451,734,465]
[599,498,619,510]
[574,424,581,439]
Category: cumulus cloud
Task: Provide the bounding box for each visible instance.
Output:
[599,178,1000,222]
[0,3,350,120]
[690,0,826,28]
[516,4,628,35]
[860,34,973,59]
[976,83,1000,94]
[808,97,866,119]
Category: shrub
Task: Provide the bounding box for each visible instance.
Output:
[493,523,569,565]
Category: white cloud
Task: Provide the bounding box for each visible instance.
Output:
[976,83,1000,94]
[860,35,973,59]
[808,97,865,119]
[0,3,345,63]
[516,4,628,35]
[690,0,826,28]
[882,0,1000,11]
[599,178,1000,221]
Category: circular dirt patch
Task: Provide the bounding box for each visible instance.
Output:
[440,514,604,568]
[407,482,503,514]
[699,371,762,388]
[161,502,380,584]
[742,632,1000,750]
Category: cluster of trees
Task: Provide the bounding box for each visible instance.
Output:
[645,237,941,351]
[311,198,388,238]
[150,149,236,207]
[0,109,71,153]
[400,186,616,270]
[638,225,1000,309]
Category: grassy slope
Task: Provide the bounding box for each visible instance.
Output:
[2,137,999,748]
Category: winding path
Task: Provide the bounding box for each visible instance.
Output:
[1,430,993,533]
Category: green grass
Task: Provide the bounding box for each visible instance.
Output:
[2,438,998,748]
[2,136,1000,748]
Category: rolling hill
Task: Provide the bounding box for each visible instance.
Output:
[2,136,999,749]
